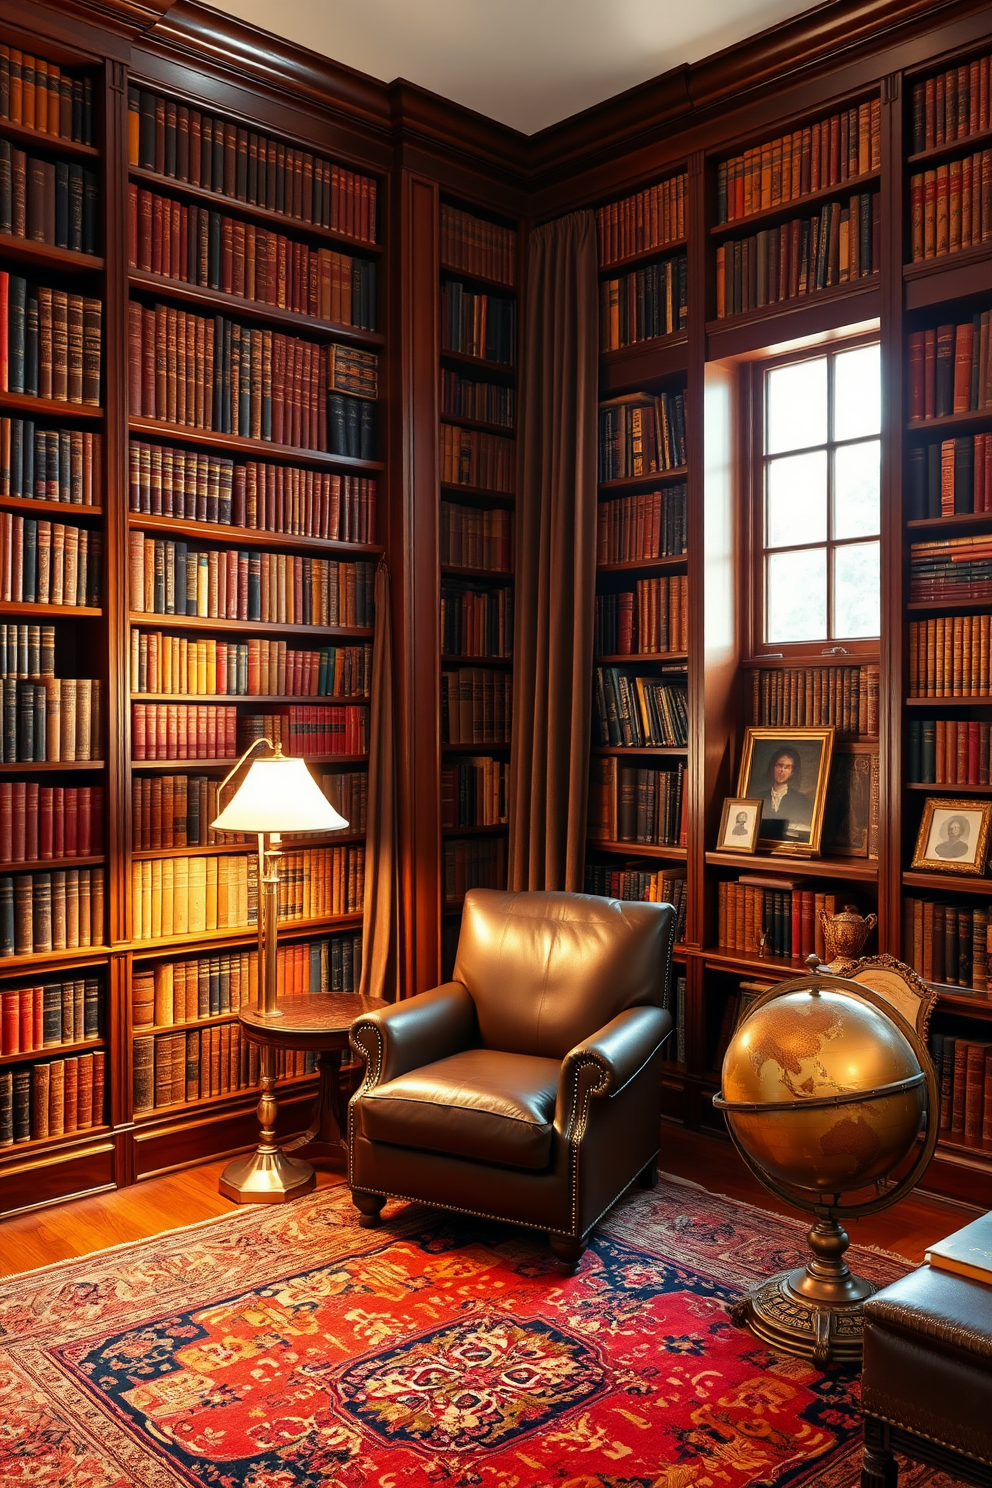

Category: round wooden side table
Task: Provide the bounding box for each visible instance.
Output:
[219,992,387,1203]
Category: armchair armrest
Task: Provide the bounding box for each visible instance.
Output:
[350,982,477,1088]
[555,1005,672,1135]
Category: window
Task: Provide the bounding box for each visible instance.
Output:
[760,341,880,647]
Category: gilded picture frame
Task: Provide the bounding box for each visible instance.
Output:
[910,797,992,876]
[736,726,835,856]
[717,797,762,853]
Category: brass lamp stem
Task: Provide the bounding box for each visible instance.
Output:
[258,831,282,1018]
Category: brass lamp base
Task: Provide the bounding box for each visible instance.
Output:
[218,1145,315,1204]
[730,1217,876,1366]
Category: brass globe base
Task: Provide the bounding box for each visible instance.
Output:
[218,1146,316,1204]
[730,1217,877,1366]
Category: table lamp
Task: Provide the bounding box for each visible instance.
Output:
[213,737,348,1203]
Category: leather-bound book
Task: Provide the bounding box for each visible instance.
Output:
[62,1051,77,1133]
[132,1036,153,1114]
[31,1059,49,1140]
[76,1050,93,1129]
[132,967,154,1028]
[12,1065,30,1141]
[0,1070,12,1146]
[90,1048,104,1125]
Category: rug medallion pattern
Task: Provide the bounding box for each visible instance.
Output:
[0,1179,954,1487]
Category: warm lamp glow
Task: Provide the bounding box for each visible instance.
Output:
[212,755,348,834]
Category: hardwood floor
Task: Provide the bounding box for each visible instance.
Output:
[0,1127,975,1277]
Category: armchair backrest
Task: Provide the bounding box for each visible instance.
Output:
[452,888,675,1058]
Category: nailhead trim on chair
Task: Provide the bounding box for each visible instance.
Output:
[867,1410,991,1466]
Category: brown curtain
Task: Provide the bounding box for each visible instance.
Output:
[359,559,398,1000]
[508,210,599,892]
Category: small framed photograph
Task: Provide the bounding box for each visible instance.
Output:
[911,798,992,876]
[736,726,835,856]
[717,797,762,853]
[823,744,876,859]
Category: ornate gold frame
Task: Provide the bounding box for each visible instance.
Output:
[736,726,834,857]
[910,796,992,876]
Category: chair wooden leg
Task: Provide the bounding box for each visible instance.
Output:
[549,1234,587,1275]
[637,1158,658,1189]
[351,1189,386,1228]
[861,1444,897,1488]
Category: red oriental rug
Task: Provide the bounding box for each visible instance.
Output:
[0,1176,954,1488]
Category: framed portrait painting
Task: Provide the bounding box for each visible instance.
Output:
[910,798,992,876]
[736,727,835,855]
[717,797,762,853]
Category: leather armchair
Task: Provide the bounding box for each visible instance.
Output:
[348,887,675,1271]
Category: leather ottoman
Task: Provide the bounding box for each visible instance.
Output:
[861,1264,992,1486]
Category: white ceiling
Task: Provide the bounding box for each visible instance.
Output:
[210,0,819,136]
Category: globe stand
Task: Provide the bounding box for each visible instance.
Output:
[730,1214,875,1366]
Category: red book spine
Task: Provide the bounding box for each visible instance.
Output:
[1,993,17,1054]
[32,985,42,1051]
[18,988,31,1052]
[39,785,53,859]
[64,789,78,856]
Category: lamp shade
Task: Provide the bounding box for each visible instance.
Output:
[212,756,348,834]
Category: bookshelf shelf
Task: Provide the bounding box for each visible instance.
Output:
[0,761,105,773]
[905,697,992,707]
[0,947,112,975]
[0,120,99,160]
[588,839,687,860]
[592,745,688,757]
[701,946,807,978]
[907,598,992,614]
[440,349,516,380]
[907,125,992,168]
[598,558,688,575]
[125,912,364,957]
[131,753,368,771]
[127,166,383,256]
[127,269,384,348]
[599,468,688,491]
[926,986,992,1017]
[0,1038,104,1069]
[441,653,512,667]
[0,234,103,274]
[705,275,881,344]
[906,780,992,792]
[127,417,385,472]
[903,251,992,311]
[742,651,880,668]
[439,263,514,293]
[902,870,992,895]
[439,413,515,436]
[0,495,103,519]
[128,612,373,640]
[2,855,104,873]
[440,564,512,581]
[126,513,383,558]
[130,693,369,705]
[600,337,689,393]
[130,833,365,859]
[598,239,688,275]
[440,823,508,836]
[439,483,514,507]
[442,741,511,754]
[0,392,102,420]
[907,513,992,536]
[906,410,992,437]
[594,651,688,665]
[0,1122,112,1162]
[706,850,879,881]
[0,602,102,619]
[710,168,881,238]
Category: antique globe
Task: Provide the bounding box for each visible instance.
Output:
[713,967,938,1366]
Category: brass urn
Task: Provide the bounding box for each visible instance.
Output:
[819,904,877,974]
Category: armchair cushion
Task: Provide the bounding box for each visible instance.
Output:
[359,1048,560,1170]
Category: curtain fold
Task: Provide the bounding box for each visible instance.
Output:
[359,559,398,1001]
[508,210,600,892]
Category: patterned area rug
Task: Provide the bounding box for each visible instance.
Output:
[0,1176,957,1487]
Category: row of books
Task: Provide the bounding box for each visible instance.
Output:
[1,422,101,505]
[128,187,377,329]
[598,391,687,481]
[718,881,838,960]
[128,444,377,542]
[910,533,992,601]
[0,783,102,861]
[440,757,508,829]
[597,486,687,564]
[0,514,101,607]
[131,702,236,761]
[129,536,375,627]
[441,369,514,429]
[0,49,92,142]
[440,205,515,287]
[0,622,53,679]
[907,435,992,518]
[593,667,689,748]
[322,771,367,835]
[133,1027,314,1115]
[439,423,515,494]
[716,102,881,224]
[132,774,246,852]
[910,55,992,154]
[127,86,376,243]
[749,664,880,739]
[599,256,688,350]
[907,315,992,420]
[0,145,98,255]
[133,933,364,1028]
[908,615,992,696]
[238,705,368,758]
[588,757,687,847]
[440,582,513,659]
[715,194,880,318]
[440,501,512,573]
[130,633,372,699]
[280,846,364,920]
[907,719,992,786]
[441,668,512,745]
[0,677,102,763]
[595,174,687,268]
[909,154,992,263]
[0,1051,105,1146]
[443,836,505,905]
[0,867,104,956]
[0,976,100,1054]
[932,1034,992,1148]
[0,278,101,405]
[440,282,515,366]
[128,303,379,455]
[904,897,991,991]
[594,577,688,657]
[583,863,687,939]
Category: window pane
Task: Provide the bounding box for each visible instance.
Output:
[834,344,881,441]
[767,450,827,547]
[767,548,827,643]
[766,358,827,454]
[834,439,880,539]
[833,541,880,638]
